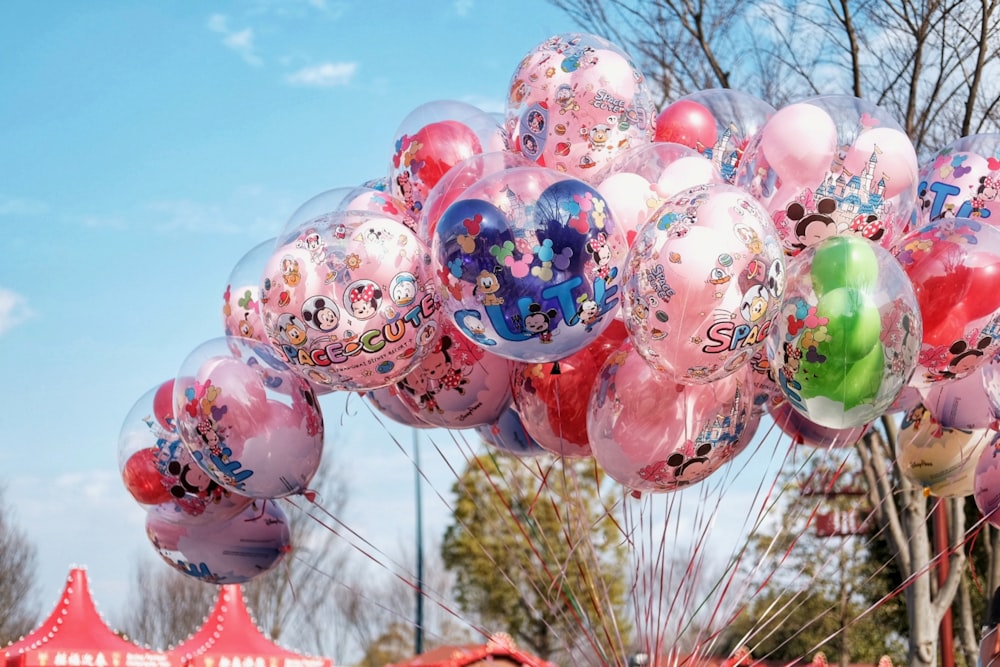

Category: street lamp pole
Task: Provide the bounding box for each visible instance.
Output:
[413,428,425,655]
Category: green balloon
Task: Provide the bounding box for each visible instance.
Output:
[837,342,885,411]
[815,287,882,362]
[797,354,848,400]
[809,236,880,296]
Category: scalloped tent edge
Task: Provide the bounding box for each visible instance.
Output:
[384,633,558,667]
[2,566,176,667]
[168,584,332,667]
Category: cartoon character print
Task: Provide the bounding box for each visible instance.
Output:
[301,295,340,333]
[474,270,504,306]
[297,230,326,264]
[346,280,383,320]
[925,335,993,382]
[397,335,469,413]
[275,313,309,347]
[586,232,617,281]
[786,198,838,251]
[739,284,769,325]
[637,441,713,488]
[524,303,559,343]
[390,272,418,307]
[972,174,1000,217]
[456,310,497,346]
[280,255,301,287]
[570,296,602,329]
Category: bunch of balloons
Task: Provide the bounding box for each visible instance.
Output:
[119,29,1000,583]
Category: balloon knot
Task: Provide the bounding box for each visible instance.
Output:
[923,487,931,498]
[303,489,318,503]
[550,361,562,375]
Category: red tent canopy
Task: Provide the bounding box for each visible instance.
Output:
[3,567,176,667]
[169,585,332,667]
[385,634,557,667]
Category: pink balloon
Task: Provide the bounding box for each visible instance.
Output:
[920,364,995,430]
[588,342,757,492]
[173,337,324,499]
[842,127,918,200]
[145,499,290,584]
[758,102,837,187]
[392,321,515,429]
[260,212,439,391]
[506,32,657,181]
[223,238,274,347]
[623,183,785,384]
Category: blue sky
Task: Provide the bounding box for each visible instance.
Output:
[0,0,590,618]
[0,3,802,655]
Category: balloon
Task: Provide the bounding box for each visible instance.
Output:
[363,385,436,430]
[260,211,439,391]
[594,142,724,246]
[974,433,1000,525]
[737,95,918,255]
[768,401,869,448]
[588,343,758,492]
[769,235,922,428]
[419,150,534,243]
[279,185,416,242]
[920,364,996,430]
[916,133,1000,228]
[622,183,785,384]
[389,100,496,216]
[391,320,515,429]
[654,99,718,149]
[223,237,276,348]
[505,32,657,181]
[665,89,776,183]
[897,403,991,497]
[511,319,628,457]
[433,165,628,362]
[173,337,324,499]
[895,217,1000,383]
[475,406,549,458]
[118,380,254,521]
[145,499,291,584]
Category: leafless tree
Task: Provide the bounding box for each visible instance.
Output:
[0,486,40,646]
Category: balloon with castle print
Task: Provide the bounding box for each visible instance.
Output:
[735,94,919,256]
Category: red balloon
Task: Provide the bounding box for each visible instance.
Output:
[654,99,718,150]
[122,448,173,505]
[512,320,628,457]
[152,379,175,431]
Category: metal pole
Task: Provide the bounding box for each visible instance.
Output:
[414,428,425,655]
[934,500,954,667]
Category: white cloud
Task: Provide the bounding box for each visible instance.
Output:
[453,0,474,17]
[206,13,263,66]
[0,194,48,216]
[284,61,357,87]
[144,185,296,238]
[0,287,34,336]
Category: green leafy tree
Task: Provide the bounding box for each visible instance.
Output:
[441,452,631,666]
[0,486,40,646]
[721,445,905,665]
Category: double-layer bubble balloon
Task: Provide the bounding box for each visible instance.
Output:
[506,32,657,181]
[736,95,918,255]
[118,379,254,523]
[917,133,1000,229]
[622,183,785,384]
[895,217,1000,385]
[173,337,324,499]
[588,343,758,493]
[655,89,775,184]
[897,403,991,497]
[145,499,291,584]
[769,235,922,428]
[434,165,628,362]
[391,320,515,429]
[223,237,275,348]
[260,211,440,391]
